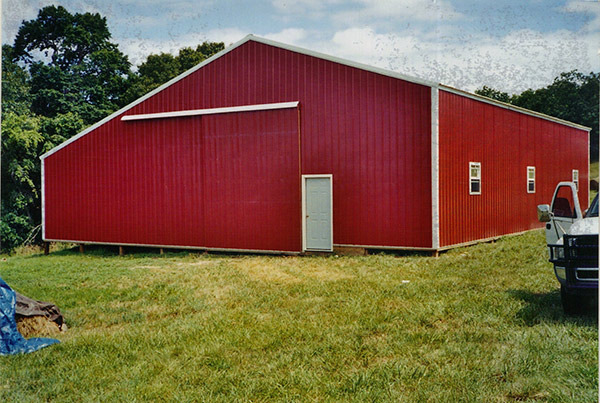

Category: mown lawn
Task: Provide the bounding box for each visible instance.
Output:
[591,161,598,202]
[0,230,597,402]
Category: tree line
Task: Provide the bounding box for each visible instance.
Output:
[1,5,598,252]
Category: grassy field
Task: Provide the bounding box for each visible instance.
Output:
[0,231,597,402]
[591,161,598,203]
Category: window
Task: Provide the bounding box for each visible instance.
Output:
[527,166,535,193]
[469,162,481,195]
[572,169,579,191]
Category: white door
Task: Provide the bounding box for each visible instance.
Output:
[304,176,333,251]
[545,182,582,245]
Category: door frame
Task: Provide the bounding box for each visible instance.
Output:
[302,174,333,252]
[545,181,582,245]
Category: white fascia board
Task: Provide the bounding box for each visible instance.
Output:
[121,101,299,121]
[40,33,439,161]
[249,35,437,88]
[41,158,45,240]
[439,84,592,132]
[39,34,258,160]
[41,238,300,255]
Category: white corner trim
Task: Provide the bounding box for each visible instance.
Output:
[302,174,334,252]
[431,87,440,250]
[439,85,592,132]
[41,159,46,240]
[121,101,299,121]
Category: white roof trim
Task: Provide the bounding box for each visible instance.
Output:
[249,35,437,88]
[40,34,256,160]
[439,84,591,132]
[40,33,589,159]
[121,101,299,121]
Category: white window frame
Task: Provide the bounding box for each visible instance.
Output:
[572,169,579,191]
[527,166,536,194]
[469,162,481,195]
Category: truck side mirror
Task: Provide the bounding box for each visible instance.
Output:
[537,204,551,222]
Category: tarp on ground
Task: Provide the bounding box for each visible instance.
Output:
[15,291,65,329]
[0,277,60,355]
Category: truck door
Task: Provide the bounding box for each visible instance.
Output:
[545,182,582,245]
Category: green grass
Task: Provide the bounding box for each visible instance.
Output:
[591,161,598,182]
[591,161,598,203]
[1,231,597,402]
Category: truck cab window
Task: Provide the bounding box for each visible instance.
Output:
[552,186,576,218]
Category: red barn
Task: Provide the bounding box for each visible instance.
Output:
[41,35,590,254]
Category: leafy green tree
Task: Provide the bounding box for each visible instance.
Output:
[0,112,84,251]
[122,42,224,105]
[1,45,32,116]
[474,85,511,103]
[1,113,42,250]
[12,5,131,124]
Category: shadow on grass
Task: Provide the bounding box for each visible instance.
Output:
[508,288,598,326]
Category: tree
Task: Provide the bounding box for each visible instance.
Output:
[474,85,511,103]
[11,5,131,124]
[1,45,32,116]
[121,42,224,105]
[1,113,42,250]
[0,111,84,251]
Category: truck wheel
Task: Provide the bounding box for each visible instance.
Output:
[561,285,579,315]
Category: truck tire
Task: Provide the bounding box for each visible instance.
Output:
[560,285,579,315]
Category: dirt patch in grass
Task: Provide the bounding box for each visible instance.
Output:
[300,263,354,282]
[17,316,63,337]
[193,284,234,301]
[232,258,355,284]
[233,260,303,284]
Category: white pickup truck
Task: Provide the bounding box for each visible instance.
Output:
[537,182,598,313]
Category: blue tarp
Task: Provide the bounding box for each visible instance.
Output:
[0,277,59,355]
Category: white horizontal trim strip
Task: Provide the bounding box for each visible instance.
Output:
[333,243,435,251]
[439,85,591,132]
[42,238,300,255]
[121,101,299,121]
[437,228,541,251]
[40,34,255,160]
[251,35,437,88]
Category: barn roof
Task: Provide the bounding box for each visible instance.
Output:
[40,34,591,160]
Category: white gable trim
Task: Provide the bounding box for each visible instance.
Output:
[40,33,590,159]
[439,85,591,132]
[251,36,437,88]
[121,101,299,121]
[40,34,255,159]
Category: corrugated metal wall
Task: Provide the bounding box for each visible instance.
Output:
[45,39,433,250]
[44,108,301,251]
[438,90,589,248]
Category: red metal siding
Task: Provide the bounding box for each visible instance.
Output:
[44,109,301,252]
[45,40,433,249]
[438,90,589,248]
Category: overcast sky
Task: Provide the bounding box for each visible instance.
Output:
[2,0,599,93]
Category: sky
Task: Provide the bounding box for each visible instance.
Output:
[2,0,599,93]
